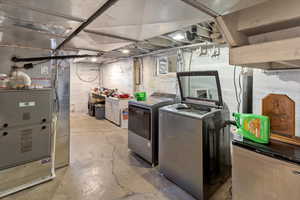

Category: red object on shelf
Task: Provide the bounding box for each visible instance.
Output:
[119,94,130,99]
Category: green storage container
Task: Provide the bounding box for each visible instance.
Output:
[134,92,147,101]
[233,113,270,144]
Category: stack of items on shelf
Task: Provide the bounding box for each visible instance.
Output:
[88,87,132,128]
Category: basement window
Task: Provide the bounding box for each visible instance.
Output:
[157,55,177,75]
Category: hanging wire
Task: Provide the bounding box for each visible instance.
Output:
[75,63,99,83]
[187,51,194,96]
[233,66,241,112]
[139,57,145,90]
[238,68,243,107]
[176,49,185,99]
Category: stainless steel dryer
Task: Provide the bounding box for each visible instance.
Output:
[128,93,175,166]
[159,71,231,200]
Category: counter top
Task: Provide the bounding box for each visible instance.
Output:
[233,139,300,165]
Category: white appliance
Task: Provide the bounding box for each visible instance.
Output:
[105,97,129,128]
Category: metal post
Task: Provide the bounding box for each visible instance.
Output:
[242,69,253,113]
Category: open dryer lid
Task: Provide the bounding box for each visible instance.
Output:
[177,71,223,106]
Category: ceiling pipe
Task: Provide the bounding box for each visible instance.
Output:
[0,43,103,54]
[55,0,121,51]
[84,29,139,43]
[158,35,185,46]
[181,0,219,18]
[62,47,104,53]
[11,54,103,63]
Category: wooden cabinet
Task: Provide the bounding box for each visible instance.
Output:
[233,146,300,200]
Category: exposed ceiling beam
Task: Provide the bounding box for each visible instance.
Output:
[62,47,104,53]
[0,44,52,51]
[181,0,219,18]
[55,0,120,51]
[158,35,183,46]
[144,40,170,48]
[132,45,151,53]
[0,1,85,22]
[84,29,139,42]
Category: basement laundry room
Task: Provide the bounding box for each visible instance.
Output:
[1,0,300,200]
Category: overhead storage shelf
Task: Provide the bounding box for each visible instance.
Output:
[216,0,300,70]
[230,37,300,67]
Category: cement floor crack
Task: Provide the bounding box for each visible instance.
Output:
[105,135,135,197]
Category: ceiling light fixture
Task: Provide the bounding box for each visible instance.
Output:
[171,32,186,41]
[65,29,72,34]
[121,49,130,54]
[91,57,98,62]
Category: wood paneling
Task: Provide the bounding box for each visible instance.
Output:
[262,94,300,145]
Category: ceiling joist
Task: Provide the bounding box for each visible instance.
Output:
[84,29,139,43]
[55,0,120,51]
[0,1,86,22]
[181,0,219,18]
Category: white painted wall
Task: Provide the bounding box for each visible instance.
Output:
[100,47,241,118]
[141,56,178,96]
[253,69,300,137]
[182,47,242,116]
[101,59,134,94]
[70,62,100,113]
[136,47,242,118]
[100,47,300,138]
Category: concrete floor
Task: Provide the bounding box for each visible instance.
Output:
[4,113,231,200]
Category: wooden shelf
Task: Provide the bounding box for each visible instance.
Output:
[216,0,300,69]
[229,37,300,67]
[271,134,300,147]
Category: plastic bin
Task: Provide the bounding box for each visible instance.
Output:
[134,92,147,101]
[88,102,95,116]
[95,104,105,120]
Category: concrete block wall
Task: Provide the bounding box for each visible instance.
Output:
[182,47,242,116]
[140,56,178,96]
[137,48,242,118]
[100,47,241,118]
[253,69,300,137]
[101,59,134,94]
[70,62,100,113]
[100,47,300,137]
